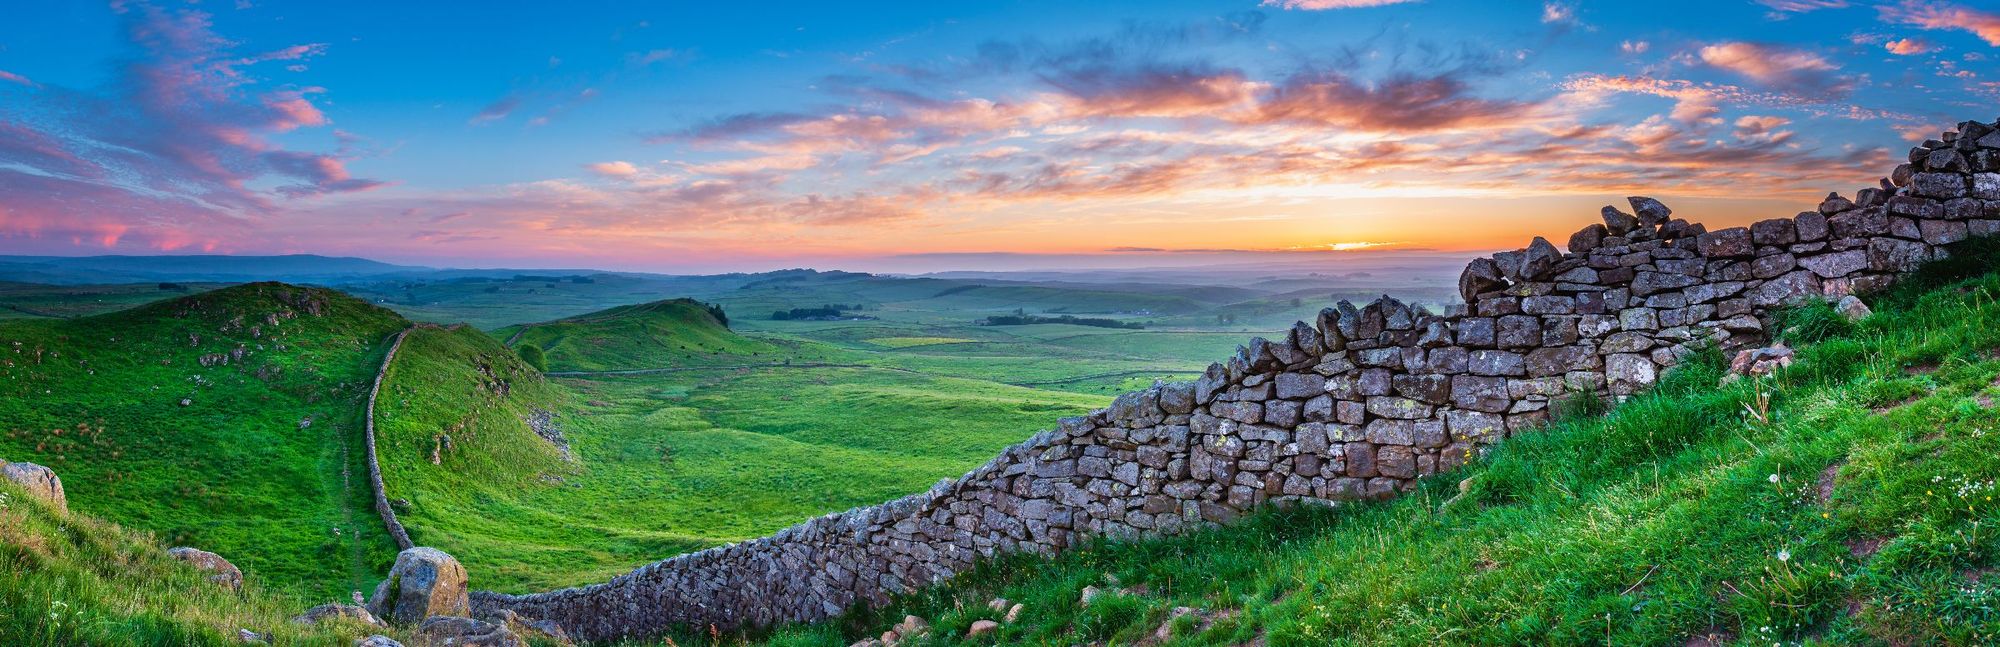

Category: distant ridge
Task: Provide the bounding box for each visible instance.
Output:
[0,254,426,285]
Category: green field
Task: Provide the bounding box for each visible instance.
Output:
[747,253,2000,647]
[375,318,1105,591]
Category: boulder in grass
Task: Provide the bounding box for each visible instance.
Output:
[1835,295,1872,321]
[168,547,244,592]
[0,461,65,513]
[413,616,523,647]
[294,603,384,628]
[1730,345,1794,377]
[367,547,469,624]
[354,637,404,647]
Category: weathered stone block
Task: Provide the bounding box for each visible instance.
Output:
[1365,396,1433,420]
[1444,410,1506,443]
[1750,218,1797,245]
[1375,446,1416,479]
[1466,350,1526,377]
[1921,219,1969,245]
[1605,354,1657,395]
[1696,227,1754,257]
[1497,315,1540,348]
[1525,346,1598,377]
[1912,172,1969,198]
[1798,250,1867,278]
[1450,375,1511,413]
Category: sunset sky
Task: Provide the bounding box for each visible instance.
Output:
[1,0,1995,272]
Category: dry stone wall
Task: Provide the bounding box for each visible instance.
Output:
[367,327,417,551]
[469,118,2000,643]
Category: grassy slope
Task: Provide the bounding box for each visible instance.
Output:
[369,325,580,589]
[0,481,392,646]
[496,299,783,372]
[751,249,2000,647]
[377,325,1106,591]
[0,283,407,599]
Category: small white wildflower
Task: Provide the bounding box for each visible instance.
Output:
[1769,473,1780,484]
[1777,549,1791,562]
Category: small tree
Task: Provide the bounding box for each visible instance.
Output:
[516,344,547,372]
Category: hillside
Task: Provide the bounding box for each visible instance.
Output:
[754,248,2000,646]
[0,283,409,598]
[496,298,783,372]
[0,478,392,645]
[374,323,1108,592]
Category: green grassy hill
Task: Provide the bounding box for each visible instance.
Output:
[496,299,783,372]
[0,479,392,646]
[0,283,408,599]
[752,250,2000,646]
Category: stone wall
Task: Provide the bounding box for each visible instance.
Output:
[367,327,416,551]
[469,118,2000,643]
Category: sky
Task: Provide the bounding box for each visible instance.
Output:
[0,0,1995,273]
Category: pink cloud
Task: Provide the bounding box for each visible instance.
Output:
[0,70,37,88]
[1884,38,1935,55]
[1251,71,1545,132]
[0,1,379,253]
[1697,42,1849,96]
[585,161,640,177]
[1883,1,2000,46]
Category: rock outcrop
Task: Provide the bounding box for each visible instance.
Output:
[466,118,2000,643]
[368,547,470,625]
[167,547,244,592]
[0,461,66,513]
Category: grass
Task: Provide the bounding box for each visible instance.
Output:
[732,251,2000,646]
[0,480,395,646]
[374,329,1106,591]
[0,283,407,599]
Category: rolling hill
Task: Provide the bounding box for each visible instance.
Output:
[377,305,1108,592]
[495,298,784,372]
[0,283,408,599]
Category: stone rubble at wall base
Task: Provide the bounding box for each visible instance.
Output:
[468,118,2000,643]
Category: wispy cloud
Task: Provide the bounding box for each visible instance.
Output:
[1696,42,1851,97]
[0,69,38,87]
[468,95,520,125]
[0,1,379,252]
[1882,1,2000,46]
[1260,0,1419,9]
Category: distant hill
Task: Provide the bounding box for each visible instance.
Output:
[495,299,782,372]
[0,254,426,285]
[0,282,409,598]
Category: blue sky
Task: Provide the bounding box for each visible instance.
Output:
[0,0,1994,271]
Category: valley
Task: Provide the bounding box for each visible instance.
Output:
[1,264,1422,599]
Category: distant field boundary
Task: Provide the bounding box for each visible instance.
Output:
[544,362,896,377]
[1005,368,1205,387]
[364,326,416,551]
